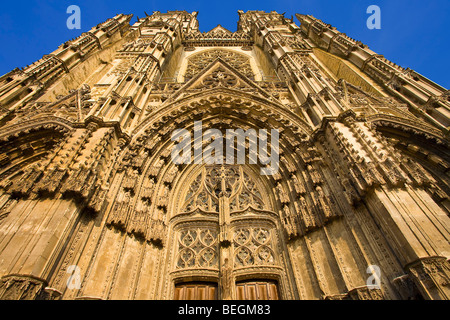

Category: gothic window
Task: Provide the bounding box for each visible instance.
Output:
[182,170,219,212]
[181,165,265,213]
[284,36,309,51]
[185,50,254,81]
[229,171,265,212]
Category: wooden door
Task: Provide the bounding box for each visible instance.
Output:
[174,282,218,300]
[236,280,279,300]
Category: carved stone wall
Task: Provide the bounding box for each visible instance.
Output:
[0,10,448,300]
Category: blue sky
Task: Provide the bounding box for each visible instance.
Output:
[0,0,448,88]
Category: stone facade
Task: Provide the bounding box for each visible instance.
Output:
[0,10,449,300]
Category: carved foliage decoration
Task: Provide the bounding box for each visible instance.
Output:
[407,257,450,294]
[0,275,47,300]
[347,287,384,300]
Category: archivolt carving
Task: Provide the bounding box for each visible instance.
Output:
[0,275,47,300]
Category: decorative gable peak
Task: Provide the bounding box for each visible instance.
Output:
[169,58,271,101]
[204,25,233,37]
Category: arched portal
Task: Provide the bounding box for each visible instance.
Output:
[163,164,296,300]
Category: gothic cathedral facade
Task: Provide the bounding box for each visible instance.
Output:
[0,10,449,300]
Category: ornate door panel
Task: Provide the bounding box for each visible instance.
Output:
[236,280,279,300]
[233,227,276,267]
[174,282,218,300]
[176,227,219,269]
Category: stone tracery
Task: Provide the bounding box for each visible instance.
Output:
[181,165,266,214]
[185,49,254,81]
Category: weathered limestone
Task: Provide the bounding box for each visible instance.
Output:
[0,10,448,300]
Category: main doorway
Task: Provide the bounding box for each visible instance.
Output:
[169,165,291,300]
[174,280,280,300]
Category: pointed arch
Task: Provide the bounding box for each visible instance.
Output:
[0,118,73,193]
